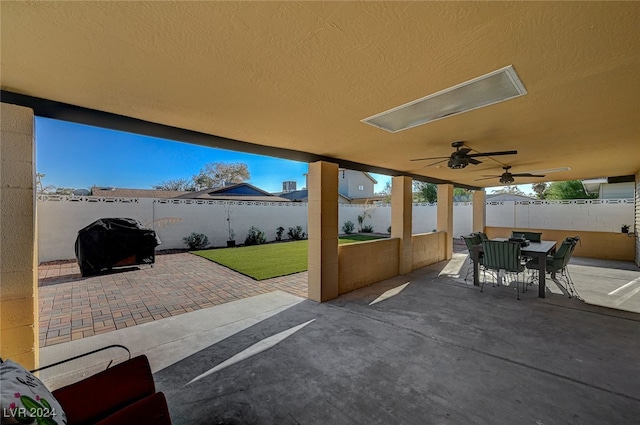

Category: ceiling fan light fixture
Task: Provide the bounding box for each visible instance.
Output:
[361,65,527,133]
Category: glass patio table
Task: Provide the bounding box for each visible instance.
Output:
[472,238,557,298]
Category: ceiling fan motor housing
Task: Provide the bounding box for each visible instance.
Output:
[448,157,469,169]
[500,173,515,184]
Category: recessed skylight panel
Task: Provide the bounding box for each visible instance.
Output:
[362,65,527,133]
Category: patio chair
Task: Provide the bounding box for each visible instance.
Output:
[481,240,526,300]
[526,236,580,299]
[1,345,172,425]
[473,232,489,241]
[461,234,483,282]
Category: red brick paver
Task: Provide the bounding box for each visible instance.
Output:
[38,253,307,347]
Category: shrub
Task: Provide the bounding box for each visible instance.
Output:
[387,226,391,234]
[276,226,285,241]
[183,232,209,250]
[287,225,306,240]
[245,226,267,246]
[342,220,355,234]
[361,224,374,233]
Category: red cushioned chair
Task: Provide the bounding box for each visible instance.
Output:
[33,346,172,425]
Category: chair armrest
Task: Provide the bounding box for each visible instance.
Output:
[95,392,172,425]
[53,355,155,425]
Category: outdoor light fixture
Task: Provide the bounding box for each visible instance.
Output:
[361,65,527,133]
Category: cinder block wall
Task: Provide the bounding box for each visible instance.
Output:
[338,238,399,294]
[412,231,446,270]
[0,103,38,368]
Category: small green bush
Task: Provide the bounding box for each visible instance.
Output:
[342,220,355,234]
[183,232,209,250]
[287,225,306,240]
[245,226,267,246]
[361,224,374,233]
[387,226,391,234]
[276,226,285,241]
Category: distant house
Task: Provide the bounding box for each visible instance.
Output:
[581,178,634,199]
[176,183,291,202]
[91,186,188,199]
[289,169,384,204]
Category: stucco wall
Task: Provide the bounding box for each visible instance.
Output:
[486,227,636,262]
[412,232,447,270]
[338,238,399,294]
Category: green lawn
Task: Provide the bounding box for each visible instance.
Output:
[193,235,386,280]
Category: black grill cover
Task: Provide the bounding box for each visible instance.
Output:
[75,218,161,276]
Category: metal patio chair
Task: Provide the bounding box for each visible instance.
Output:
[481,240,526,300]
[526,236,581,299]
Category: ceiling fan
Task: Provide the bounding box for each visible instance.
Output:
[410,141,517,169]
[475,166,546,184]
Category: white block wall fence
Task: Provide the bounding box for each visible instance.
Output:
[36,195,634,263]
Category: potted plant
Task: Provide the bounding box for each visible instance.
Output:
[621,224,630,233]
[226,230,236,247]
[276,226,285,241]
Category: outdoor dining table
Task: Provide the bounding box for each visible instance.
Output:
[472,238,557,298]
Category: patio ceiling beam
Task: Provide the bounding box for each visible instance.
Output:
[1,90,480,191]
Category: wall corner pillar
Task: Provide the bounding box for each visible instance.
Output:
[437,184,454,260]
[0,102,38,369]
[472,190,487,233]
[391,176,413,274]
[307,161,339,302]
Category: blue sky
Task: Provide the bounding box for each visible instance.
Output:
[36,117,527,195]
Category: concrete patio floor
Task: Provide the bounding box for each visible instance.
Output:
[38,256,640,425]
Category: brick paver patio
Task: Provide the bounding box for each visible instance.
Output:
[38,252,307,347]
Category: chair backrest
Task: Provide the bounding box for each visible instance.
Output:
[549,237,579,270]
[482,240,522,272]
[474,232,489,241]
[462,234,481,253]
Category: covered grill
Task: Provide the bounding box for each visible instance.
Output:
[75,218,160,277]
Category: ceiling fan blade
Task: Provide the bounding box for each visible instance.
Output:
[474,176,499,181]
[512,173,546,178]
[410,156,449,162]
[468,158,482,165]
[426,159,448,167]
[467,150,518,158]
[457,148,472,156]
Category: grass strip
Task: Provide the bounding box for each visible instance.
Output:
[193,235,386,280]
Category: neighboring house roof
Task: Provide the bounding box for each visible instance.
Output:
[278,189,352,203]
[486,193,536,202]
[91,187,188,199]
[176,183,291,202]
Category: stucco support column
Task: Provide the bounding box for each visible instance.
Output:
[307,161,339,302]
[472,190,486,233]
[437,184,454,260]
[391,176,413,274]
[0,103,38,369]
